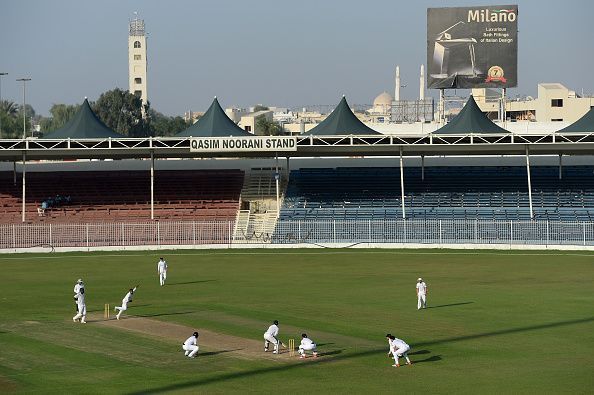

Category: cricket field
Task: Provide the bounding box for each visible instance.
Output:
[0,249,592,394]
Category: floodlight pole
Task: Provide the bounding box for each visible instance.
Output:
[399,147,406,219]
[0,72,7,138]
[21,151,26,222]
[150,150,154,220]
[275,152,280,214]
[525,146,534,220]
[16,78,31,139]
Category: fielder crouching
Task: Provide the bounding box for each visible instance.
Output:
[182,332,199,358]
[386,334,412,367]
[263,320,280,354]
[298,333,318,359]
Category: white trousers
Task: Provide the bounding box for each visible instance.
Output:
[183,344,199,357]
[115,301,128,318]
[299,343,317,355]
[73,303,86,322]
[264,334,279,351]
[159,271,167,286]
[417,294,427,309]
[393,345,411,364]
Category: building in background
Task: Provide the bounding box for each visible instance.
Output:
[128,15,148,114]
[474,83,594,123]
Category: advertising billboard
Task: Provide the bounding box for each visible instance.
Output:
[427,5,518,89]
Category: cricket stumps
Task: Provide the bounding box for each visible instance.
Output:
[288,338,295,357]
[104,303,110,319]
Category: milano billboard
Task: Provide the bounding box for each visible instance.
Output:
[427,5,518,89]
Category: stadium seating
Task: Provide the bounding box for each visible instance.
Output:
[0,170,243,223]
[280,166,594,222]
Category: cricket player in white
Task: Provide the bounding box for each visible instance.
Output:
[416,277,428,309]
[157,257,167,286]
[72,286,86,324]
[114,285,138,320]
[73,278,84,313]
[386,334,412,367]
[182,332,199,358]
[298,333,318,358]
[263,320,280,354]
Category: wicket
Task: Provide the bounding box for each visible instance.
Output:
[104,303,110,319]
[288,338,295,357]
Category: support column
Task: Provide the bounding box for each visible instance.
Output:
[526,146,534,220]
[13,161,16,186]
[421,155,425,181]
[286,156,290,179]
[439,89,445,125]
[558,154,563,180]
[21,152,26,222]
[150,151,155,220]
[400,147,406,219]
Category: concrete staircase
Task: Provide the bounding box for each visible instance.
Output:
[233,168,287,243]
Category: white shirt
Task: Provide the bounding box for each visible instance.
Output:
[74,283,83,295]
[76,288,86,305]
[300,337,315,347]
[123,287,137,304]
[416,281,427,295]
[265,324,279,337]
[389,337,409,351]
[157,260,167,273]
[184,335,198,347]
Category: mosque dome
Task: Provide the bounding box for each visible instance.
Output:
[373,91,393,107]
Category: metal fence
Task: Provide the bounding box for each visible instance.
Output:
[2,219,594,250]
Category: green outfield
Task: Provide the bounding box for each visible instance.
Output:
[0,249,593,394]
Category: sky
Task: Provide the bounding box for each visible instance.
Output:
[1,0,593,116]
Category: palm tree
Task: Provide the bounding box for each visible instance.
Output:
[0,100,19,117]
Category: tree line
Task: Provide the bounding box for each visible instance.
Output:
[0,88,191,138]
[0,88,287,138]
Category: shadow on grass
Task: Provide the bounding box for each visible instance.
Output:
[320,349,343,357]
[167,280,217,286]
[200,348,242,357]
[128,316,594,394]
[127,347,384,394]
[416,316,594,347]
[414,355,442,364]
[426,302,473,309]
[316,342,334,347]
[408,349,430,355]
[133,311,196,318]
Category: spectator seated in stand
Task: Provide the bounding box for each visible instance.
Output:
[39,195,72,215]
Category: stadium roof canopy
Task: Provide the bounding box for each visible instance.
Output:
[433,95,510,135]
[44,99,123,139]
[176,97,252,137]
[304,96,381,136]
[557,107,594,133]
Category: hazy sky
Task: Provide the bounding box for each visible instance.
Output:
[1,0,593,116]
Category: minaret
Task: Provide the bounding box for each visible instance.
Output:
[395,66,401,101]
[128,14,148,114]
[419,64,425,100]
